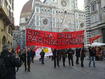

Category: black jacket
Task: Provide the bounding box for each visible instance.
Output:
[75,48,81,57]
[80,48,86,57]
[52,49,57,57]
[67,49,74,55]
[89,48,96,56]
[40,50,45,58]
[0,50,21,79]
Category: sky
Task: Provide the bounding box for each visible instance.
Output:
[14,0,29,26]
[14,0,84,26]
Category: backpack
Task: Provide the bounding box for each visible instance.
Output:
[0,56,8,78]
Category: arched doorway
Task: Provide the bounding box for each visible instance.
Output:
[2,36,7,46]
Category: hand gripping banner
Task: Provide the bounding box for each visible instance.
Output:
[26,29,84,49]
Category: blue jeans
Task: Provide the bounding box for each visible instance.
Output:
[89,56,96,67]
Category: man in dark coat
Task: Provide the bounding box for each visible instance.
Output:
[40,49,45,64]
[75,48,81,64]
[61,49,66,67]
[26,48,32,71]
[67,48,74,66]
[56,49,61,67]
[30,49,35,63]
[80,47,86,67]
[52,49,60,68]
[21,48,27,71]
[88,47,96,67]
[0,45,21,79]
[52,49,57,68]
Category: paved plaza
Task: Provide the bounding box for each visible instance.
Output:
[17,57,105,79]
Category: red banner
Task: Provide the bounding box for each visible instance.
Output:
[89,35,101,44]
[26,29,84,49]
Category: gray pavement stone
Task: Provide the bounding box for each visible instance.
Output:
[17,57,105,79]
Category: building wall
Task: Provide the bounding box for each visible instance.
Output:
[28,0,85,32]
[0,20,13,52]
[85,0,105,44]
[44,0,78,10]
[13,28,26,49]
[0,0,14,52]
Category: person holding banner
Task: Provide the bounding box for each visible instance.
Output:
[80,47,86,67]
[56,49,61,67]
[52,49,57,68]
[52,49,60,68]
[75,48,81,65]
[66,48,74,66]
[61,49,67,67]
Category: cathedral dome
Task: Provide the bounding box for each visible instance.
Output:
[20,0,33,25]
[20,0,33,17]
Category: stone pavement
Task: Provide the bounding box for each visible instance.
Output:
[17,57,105,79]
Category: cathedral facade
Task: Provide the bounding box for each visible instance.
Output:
[28,0,85,32]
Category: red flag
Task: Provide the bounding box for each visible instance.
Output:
[89,35,101,44]
[16,45,20,54]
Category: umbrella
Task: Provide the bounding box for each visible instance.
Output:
[84,44,91,47]
[91,42,105,46]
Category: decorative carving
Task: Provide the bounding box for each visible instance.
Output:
[43,18,48,25]
[61,0,67,7]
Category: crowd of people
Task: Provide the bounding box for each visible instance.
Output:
[51,46,105,68]
[0,44,105,79]
[51,47,86,68]
[0,45,37,79]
